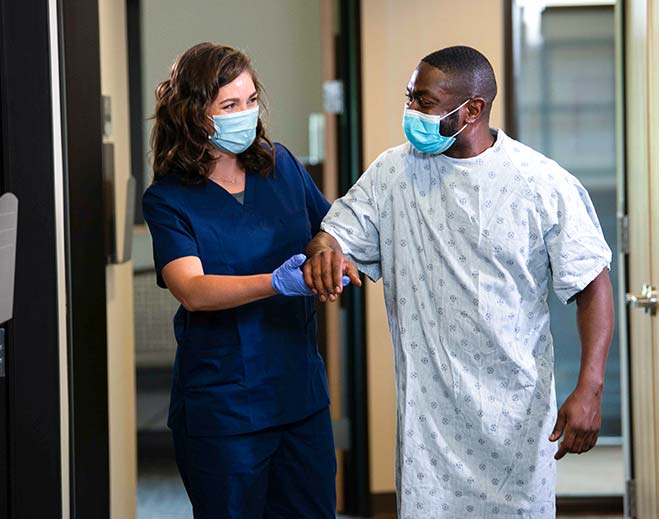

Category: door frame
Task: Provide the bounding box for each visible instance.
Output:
[59,0,111,516]
[614,0,634,514]
[335,0,371,516]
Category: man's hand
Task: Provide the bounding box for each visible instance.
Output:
[549,382,603,460]
[304,231,362,303]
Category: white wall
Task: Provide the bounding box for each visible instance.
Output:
[140,0,322,185]
[98,0,137,516]
[361,0,506,494]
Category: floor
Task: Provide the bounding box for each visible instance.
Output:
[137,457,622,519]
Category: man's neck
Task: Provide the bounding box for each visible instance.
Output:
[444,125,496,159]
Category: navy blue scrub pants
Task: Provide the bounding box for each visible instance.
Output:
[171,407,336,519]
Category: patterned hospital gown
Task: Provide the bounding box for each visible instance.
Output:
[321,130,611,518]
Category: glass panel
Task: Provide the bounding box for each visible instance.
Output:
[517,5,620,437]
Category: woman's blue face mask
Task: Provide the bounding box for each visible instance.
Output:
[402,99,470,154]
[208,105,259,154]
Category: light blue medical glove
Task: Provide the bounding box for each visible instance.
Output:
[272,253,350,296]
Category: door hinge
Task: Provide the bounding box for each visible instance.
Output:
[619,213,629,254]
[625,478,637,519]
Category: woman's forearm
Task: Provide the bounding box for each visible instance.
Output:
[180,273,277,311]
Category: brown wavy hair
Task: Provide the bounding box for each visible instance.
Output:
[151,42,275,183]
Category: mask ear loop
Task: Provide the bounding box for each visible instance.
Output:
[208,115,219,140]
[441,97,471,120]
[442,98,472,138]
[451,120,470,139]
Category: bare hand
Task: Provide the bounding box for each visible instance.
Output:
[302,248,361,303]
[550,384,602,460]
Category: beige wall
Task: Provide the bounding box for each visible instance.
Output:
[98,0,137,517]
[361,0,506,493]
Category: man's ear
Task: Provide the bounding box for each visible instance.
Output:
[464,97,487,123]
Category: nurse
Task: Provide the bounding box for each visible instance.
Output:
[142,42,337,519]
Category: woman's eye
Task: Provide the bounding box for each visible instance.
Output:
[249,98,258,105]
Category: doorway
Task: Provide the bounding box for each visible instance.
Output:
[125,1,369,517]
[510,1,625,506]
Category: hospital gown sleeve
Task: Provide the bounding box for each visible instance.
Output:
[321,165,382,281]
[540,168,612,304]
[142,188,199,289]
[279,144,331,233]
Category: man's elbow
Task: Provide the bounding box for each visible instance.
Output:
[577,268,612,302]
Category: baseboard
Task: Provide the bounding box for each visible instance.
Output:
[370,492,396,515]
[556,495,624,514]
[369,492,624,516]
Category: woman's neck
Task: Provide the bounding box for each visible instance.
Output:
[208,152,246,192]
[210,152,244,179]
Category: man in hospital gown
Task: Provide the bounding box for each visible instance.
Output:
[304,46,614,518]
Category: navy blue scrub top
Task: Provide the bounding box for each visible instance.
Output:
[142,143,331,436]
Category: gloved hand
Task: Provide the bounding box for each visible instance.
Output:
[272,253,350,296]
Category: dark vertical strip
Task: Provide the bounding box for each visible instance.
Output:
[0,326,6,519]
[504,0,519,139]
[0,0,63,517]
[618,0,633,482]
[0,4,7,515]
[126,0,144,223]
[59,0,110,517]
[337,0,370,515]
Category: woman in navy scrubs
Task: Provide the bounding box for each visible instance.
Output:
[142,42,338,519]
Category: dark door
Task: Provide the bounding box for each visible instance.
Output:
[0,0,64,517]
[0,0,110,517]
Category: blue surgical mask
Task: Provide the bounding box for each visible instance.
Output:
[209,106,259,154]
[402,99,470,154]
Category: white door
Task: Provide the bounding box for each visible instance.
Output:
[624,0,659,517]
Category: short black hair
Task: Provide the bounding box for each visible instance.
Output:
[422,46,497,110]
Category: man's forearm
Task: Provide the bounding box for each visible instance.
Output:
[305,230,343,256]
[303,230,361,300]
[575,269,615,391]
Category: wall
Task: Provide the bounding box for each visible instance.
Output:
[98,0,137,516]
[360,0,506,494]
[140,0,322,186]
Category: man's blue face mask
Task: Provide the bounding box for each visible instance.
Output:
[402,99,470,154]
[209,106,259,154]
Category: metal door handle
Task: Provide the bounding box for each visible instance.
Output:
[626,284,657,315]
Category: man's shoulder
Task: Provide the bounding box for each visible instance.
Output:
[500,133,554,169]
[367,143,411,172]
[499,134,579,190]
